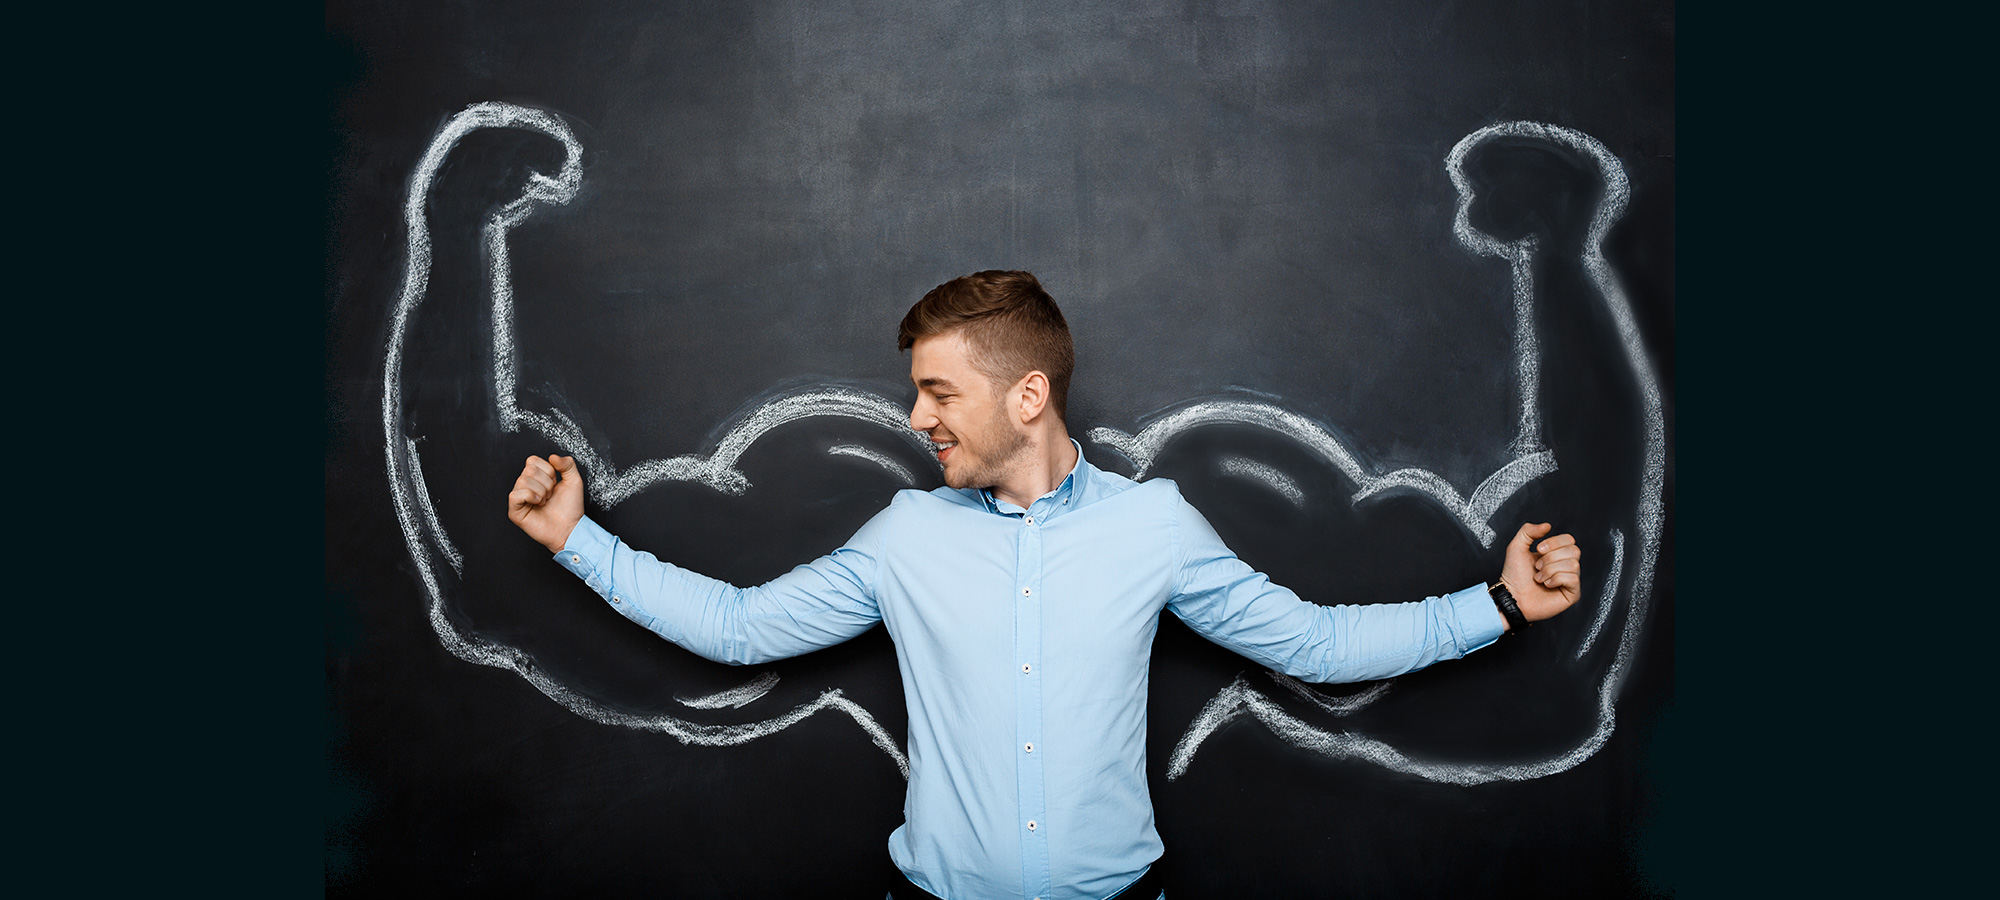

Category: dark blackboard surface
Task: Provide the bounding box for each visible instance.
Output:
[327,1,1673,896]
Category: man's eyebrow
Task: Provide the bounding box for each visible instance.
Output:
[916,376,959,391]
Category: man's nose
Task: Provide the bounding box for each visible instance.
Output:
[909,401,935,432]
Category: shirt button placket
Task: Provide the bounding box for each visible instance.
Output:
[1014,504,1051,897]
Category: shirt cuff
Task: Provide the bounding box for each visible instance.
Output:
[1445,582,1508,654]
[553,515,617,600]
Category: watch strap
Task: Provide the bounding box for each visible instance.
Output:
[1488,580,1529,633]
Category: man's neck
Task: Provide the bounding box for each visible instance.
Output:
[988,427,1078,510]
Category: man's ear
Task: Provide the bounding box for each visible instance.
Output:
[1015,371,1051,424]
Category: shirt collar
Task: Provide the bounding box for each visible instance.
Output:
[972,438,1089,519]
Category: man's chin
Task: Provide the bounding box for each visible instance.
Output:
[940,466,991,492]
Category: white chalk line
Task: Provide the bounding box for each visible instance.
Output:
[1088,121,1586,548]
[467,111,937,508]
[1171,546,1648,786]
[1092,407,1555,547]
[677,671,781,709]
[1163,122,1665,785]
[507,388,933,508]
[1576,529,1625,661]
[405,437,463,578]
[1217,455,1306,509]
[1456,121,1665,716]
[829,444,917,485]
[1447,125,1546,456]
[1266,671,1391,716]
[383,102,913,777]
[384,108,1662,790]
[1169,667,1619,785]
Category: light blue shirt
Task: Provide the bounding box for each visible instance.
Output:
[555,446,1504,900]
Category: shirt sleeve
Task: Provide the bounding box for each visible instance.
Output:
[551,508,888,666]
[1163,493,1506,683]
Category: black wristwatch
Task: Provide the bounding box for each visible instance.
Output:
[1488,580,1529,634]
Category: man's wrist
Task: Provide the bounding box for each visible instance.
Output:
[1488,579,1529,633]
[545,516,582,554]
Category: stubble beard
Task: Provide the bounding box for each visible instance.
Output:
[942,409,1032,492]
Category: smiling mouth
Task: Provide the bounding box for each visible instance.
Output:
[931,439,958,461]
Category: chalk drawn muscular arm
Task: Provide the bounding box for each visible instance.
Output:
[508,454,585,553]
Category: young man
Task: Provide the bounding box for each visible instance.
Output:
[506,270,1582,900]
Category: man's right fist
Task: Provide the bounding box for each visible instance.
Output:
[508,454,585,553]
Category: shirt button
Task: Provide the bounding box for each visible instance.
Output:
[1026,820,1038,832]
[1021,587,1031,597]
[1025,515,1035,524]
[612,596,621,604]
[1021,664,1032,674]
[569,554,580,563]
[1024,742,1034,753]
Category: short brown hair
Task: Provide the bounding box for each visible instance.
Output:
[898,270,1075,421]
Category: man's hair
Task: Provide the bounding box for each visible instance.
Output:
[898,270,1075,421]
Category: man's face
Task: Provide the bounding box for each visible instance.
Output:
[908,331,1029,491]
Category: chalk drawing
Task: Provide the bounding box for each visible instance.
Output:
[1218,455,1306,510]
[382,104,1660,788]
[1093,403,1555,548]
[405,437,463,578]
[1266,672,1391,716]
[829,443,917,485]
[678,672,781,709]
[383,102,914,777]
[1576,529,1626,661]
[1161,121,1666,784]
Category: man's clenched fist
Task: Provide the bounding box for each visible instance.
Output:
[508,454,585,553]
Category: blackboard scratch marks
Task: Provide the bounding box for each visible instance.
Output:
[829,443,917,485]
[676,672,781,709]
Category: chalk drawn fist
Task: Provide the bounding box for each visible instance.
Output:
[509,454,584,553]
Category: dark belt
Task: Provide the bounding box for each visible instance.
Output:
[887,856,1165,900]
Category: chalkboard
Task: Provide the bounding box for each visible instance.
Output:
[325,1,1674,896]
